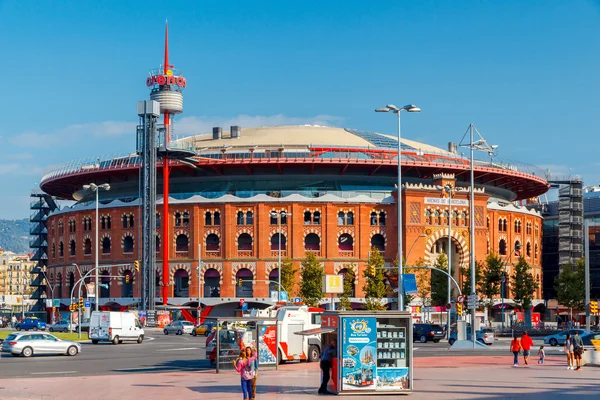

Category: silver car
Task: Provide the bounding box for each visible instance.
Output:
[1,332,81,357]
[163,321,194,335]
[544,329,585,346]
[49,320,76,333]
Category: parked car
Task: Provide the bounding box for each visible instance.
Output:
[15,318,46,331]
[163,321,194,335]
[544,329,585,346]
[1,332,81,357]
[413,324,445,343]
[448,328,494,346]
[49,320,75,333]
[580,332,600,347]
[192,322,216,337]
[75,318,91,333]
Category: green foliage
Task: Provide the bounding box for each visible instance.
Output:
[0,218,29,253]
[298,253,324,307]
[338,265,356,311]
[363,248,387,310]
[511,257,538,310]
[430,254,448,306]
[461,260,484,298]
[554,258,586,311]
[280,257,298,298]
[405,257,429,307]
[480,252,505,317]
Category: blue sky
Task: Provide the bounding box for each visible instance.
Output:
[0,0,599,219]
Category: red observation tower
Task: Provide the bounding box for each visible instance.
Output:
[146,23,187,305]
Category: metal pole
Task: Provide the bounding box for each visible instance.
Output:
[447,186,452,338]
[397,110,404,311]
[78,281,82,339]
[469,124,476,348]
[95,188,99,311]
[501,272,505,331]
[198,243,202,325]
[585,220,590,333]
[278,213,282,302]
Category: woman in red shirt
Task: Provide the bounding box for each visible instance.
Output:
[510,336,522,367]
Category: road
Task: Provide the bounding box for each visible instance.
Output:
[0,329,211,378]
[1,330,564,378]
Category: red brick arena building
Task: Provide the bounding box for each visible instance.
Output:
[35,27,549,320]
[39,124,548,314]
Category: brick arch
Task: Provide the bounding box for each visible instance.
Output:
[203,229,221,240]
[121,231,135,249]
[336,228,355,240]
[269,226,288,237]
[370,230,388,246]
[173,229,190,244]
[423,228,468,267]
[100,232,111,241]
[265,262,279,276]
[118,265,136,282]
[303,227,321,235]
[199,262,223,284]
[303,231,322,242]
[235,228,254,240]
[169,263,192,285]
[231,262,257,284]
[334,263,358,281]
[65,265,76,275]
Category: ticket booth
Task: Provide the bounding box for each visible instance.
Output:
[315,310,414,395]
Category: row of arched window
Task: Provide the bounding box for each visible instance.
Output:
[498,239,537,258]
[425,209,468,226]
[497,218,537,235]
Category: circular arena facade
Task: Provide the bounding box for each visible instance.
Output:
[40,124,549,312]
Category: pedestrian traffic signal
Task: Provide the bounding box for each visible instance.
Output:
[590,301,598,314]
[456,303,463,316]
[134,260,140,272]
[368,265,375,276]
[238,278,243,287]
[78,297,84,309]
[125,274,130,284]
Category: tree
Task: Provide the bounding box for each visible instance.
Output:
[430,254,448,307]
[280,257,298,298]
[511,257,538,313]
[338,265,356,311]
[363,248,387,310]
[405,257,429,307]
[461,261,484,299]
[480,252,504,320]
[554,258,586,311]
[298,253,324,307]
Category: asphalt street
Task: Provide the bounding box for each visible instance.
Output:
[1,330,564,378]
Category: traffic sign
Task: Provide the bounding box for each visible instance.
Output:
[241,302,248,311]
[239,299,245,307]
[457,295,465,303]
[445,303,452,310]
[294,297,302,303]
[84,300,91,308]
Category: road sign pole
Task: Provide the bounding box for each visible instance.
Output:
[585,220,591,333]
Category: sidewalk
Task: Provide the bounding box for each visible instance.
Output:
[1,356,597,400]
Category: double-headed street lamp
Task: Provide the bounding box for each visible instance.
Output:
[83,183,110,311]
[437,183,455,336]
[376,104,421,311]
[501,243,522,331]
[271,211,291,302]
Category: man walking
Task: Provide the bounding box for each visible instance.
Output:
[573,330,584,371]
[11,315,16,328]
[318,339,336,395]
[520,331,534,365]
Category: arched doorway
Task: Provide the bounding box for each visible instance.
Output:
[121,270,133,298]
[100,271,110,298]
[304,233,320,251]
[174,269,189,297]
[204,269,220,298]
[270,233,287,251]
[430,236,462,284]
[236,268,253,297]
[269,268,279,296]
[371,234,385,252]
[338,234,354,251]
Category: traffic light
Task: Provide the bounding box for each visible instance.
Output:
[415,306,421,314]
[79,297,84,309]
[134,260,140,272]
[69,304,74,312]
[238,278,243,287]
[456,303,463,316]
[368,265,375,276]
[590,301,598,314]
[125,274,130,284]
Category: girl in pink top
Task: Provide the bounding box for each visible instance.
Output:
[234,348,257,400]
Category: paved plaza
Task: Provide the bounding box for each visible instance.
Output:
[1,355,598,400]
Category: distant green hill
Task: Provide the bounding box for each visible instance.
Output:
[0,218,30,253]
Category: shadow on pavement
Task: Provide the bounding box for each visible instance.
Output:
[112,359,212,374]
[187,385,318,397]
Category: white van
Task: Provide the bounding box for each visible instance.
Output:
[89,311,145,345]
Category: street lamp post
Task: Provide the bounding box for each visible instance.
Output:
[197,243,203,325]
[21,277,29,321]
[271,211,291,302]
[437,183,454,337]
[83,183,110,312]
[501,243,521,331]
[460,124,497,348]
[376,104,421,311]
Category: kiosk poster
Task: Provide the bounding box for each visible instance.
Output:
[341,317,377,391]
[258,325,277,365]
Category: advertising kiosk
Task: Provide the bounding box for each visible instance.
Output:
[319,310,413,395]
